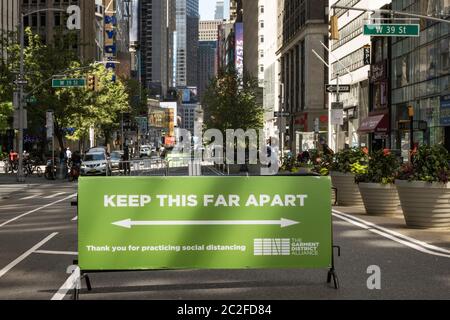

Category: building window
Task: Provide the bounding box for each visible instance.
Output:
[54,12,61,26]
[40,13,46,27]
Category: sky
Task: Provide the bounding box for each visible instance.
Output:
[199,0,229,21]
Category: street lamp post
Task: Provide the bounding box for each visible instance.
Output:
[16,8,65,182]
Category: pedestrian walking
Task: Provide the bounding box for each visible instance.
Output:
[59,148,66,165]
[122,145,131,175]
[66,147,72,161]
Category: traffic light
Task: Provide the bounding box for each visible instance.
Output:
[330,15,339,40]
[87,74,96,91]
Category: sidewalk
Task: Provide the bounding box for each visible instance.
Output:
[0,173,72,185]
[333,205,450,250]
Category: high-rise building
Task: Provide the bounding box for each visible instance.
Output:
[0,0,19,61]
[180,103,203,135]
[198,40,217,99]
[199,20,221,41]
[388,0,450,157]
[278,0,329,154]
[229,0,239,22]
[140,0,175,97]
[198,20,220,98]
[216,21,234,72]
[328,0,391,152]
[114,0,132,78]
[175,0,199,87]
[5,0,98,63]
[214,0,224,20]
[261,0,280,139]
[129,0,139,80]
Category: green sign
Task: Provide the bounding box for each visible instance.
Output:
[363,24,420,37]
[52,78,86,88]
[26,96,37,104]
[78,176,332,271]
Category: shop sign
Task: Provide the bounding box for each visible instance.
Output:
[370,61,387,83]
[440,94,450,126]
[294,114,308,132]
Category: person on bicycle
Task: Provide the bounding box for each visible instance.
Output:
[72,151,81,166]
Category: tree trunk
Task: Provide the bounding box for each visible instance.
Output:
[54,120,64,151]
[104,129,111,150]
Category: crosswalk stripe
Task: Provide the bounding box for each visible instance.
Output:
[20,194,40,200]
[43,192,66,199]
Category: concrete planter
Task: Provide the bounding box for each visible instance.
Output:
[330,171,363,206]
[297,167,312,174]
[227,164,242,174]
[358,183,401,215]
[247,164,262,175]
[396,180,450,229]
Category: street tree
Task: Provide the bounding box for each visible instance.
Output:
[203,69,264,133]
[2,28,129,152]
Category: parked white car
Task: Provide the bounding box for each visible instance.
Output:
[80,152,110,176]
[139,145,152,158]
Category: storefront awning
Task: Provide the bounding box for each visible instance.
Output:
[358,114,388,133]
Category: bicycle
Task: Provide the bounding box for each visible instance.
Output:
[3,159,18,174]
[24,158,43,177]
[2,158,8,174]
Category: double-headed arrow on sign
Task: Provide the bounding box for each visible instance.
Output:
[112,218,300,229]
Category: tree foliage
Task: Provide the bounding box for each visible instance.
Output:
[203,69,264,133]
[1,28,130,150]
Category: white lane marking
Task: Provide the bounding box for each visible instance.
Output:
[20,194,40,200]
[51,270,79,300]
[44,192,66,199]
[0,193,77,228]
[333,210,450,255]
[72,216,78,221]
[34,250,78,256]
[333,211,450,258]
[0,232,58,279]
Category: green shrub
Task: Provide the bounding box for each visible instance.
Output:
[397,145,450,183]
[330,147,368,174]
[355,149,400,184]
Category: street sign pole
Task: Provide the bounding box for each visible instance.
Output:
[336,73,340,152]
[17,13,25,182]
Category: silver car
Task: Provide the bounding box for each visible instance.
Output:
[80,152,110,176]
[110,151,124,169]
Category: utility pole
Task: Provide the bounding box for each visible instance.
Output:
[17,13,25,182]
[336,73,340,151]
[121,112,124,150]
[408,105,414,162]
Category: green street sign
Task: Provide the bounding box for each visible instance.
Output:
[363,24,420,37]
[26,96,37,104]
[52,78,86,88]
[78,176,332,271]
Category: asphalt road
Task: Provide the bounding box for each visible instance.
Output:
[0,169,449,300]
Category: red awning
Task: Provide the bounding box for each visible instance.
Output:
[358,114,388,133]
